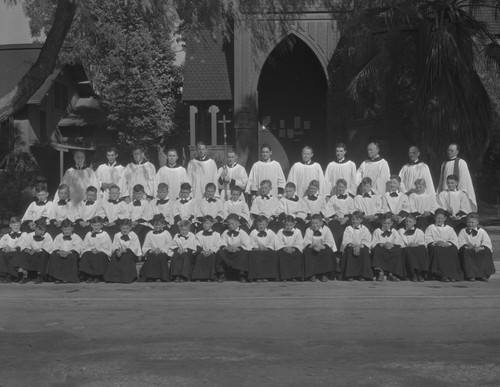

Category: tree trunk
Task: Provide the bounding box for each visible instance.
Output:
[0,0,78,123]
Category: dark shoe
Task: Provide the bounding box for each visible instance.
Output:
[217,274,226,283]
[441,277,450,282]
[418,274,425,282]
[468,277,475,282]
[34,275,44,284]
[480,277,489,282]
[85,278,93,283]
[359,277,365,282]
[387,273,400,282]
[309,276,317,282]
[239,276,246,283]
[93,278,100,283]
[321,275,328,282]
[262,279,268,283]
[376,271,384,282]
[347,278,354,282]
[411,274,418,282]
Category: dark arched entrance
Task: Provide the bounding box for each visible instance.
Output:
[257,34,328,165]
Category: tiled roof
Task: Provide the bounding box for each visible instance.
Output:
[182,29,233,102]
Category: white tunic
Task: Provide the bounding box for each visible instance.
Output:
[249,229,277,249]
[287,162,327,197]
[458,228,492,250]
[246,160,286,197]
[22,201,52,223]
[278,197,307,219]
[143,229,172,255]
[250,195,280,218]
[112,232,142,257]
[187,158,219,200]
[437,158,477,211]
[356,157,391,195]
[220,228,252,250]
[303,226,337,251]
[195,231,221,253]
[52,233,83,254]
[49,200,76,223]
[353,193,383,216]
[424,225,458,247]
[341,225,372,252]
[95,162,125,200]
[371,228,403,248]
[128,200,153,224]
[74,200,102,222]
[169,232,197,254]
[436,190,471,217]
[172,197,196,222]
[324,159,357,196]
[324,194,354,219]
[408,192,439,215]
[99,200,129,224]
[82,230,112,257]
[399,161,435,194]
[223,199,251,225]
[382,192,411,216]
[149,198,175,225]
[154,164,190,201]
[398,228,426,246]
[0,232,27,250]
[275,228,304,251]
[303,195,327,217]
[217,163,248,199]
[21,232,54,253]
[57,166,99,204]
[195,198,224,221]
[121,161,156,199]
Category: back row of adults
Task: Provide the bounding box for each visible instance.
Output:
[54,141,477,212]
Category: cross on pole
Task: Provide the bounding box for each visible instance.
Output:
[218,114,231,199]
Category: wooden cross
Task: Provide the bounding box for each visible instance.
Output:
[218,114,231,146]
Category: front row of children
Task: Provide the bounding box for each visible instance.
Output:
[0,208,495,284]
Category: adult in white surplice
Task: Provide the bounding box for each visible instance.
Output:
[355,142,391,195]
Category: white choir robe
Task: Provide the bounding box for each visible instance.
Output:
[52,233,83,254]
[21,232,54,253]
[398,228,426,247]
[120,161,156,199]
[217,163,248,199]
[128,200,153,224]
[340,225,372,252]
[437,190,471,217]
[223,199,251,225]
[82,230,112,256]
[371,228,404,249]
[195,231,221,253]
[112,232,142,257]
[143,229,172,255]
[187,158,219,200]
[458,228,492,250]
[275,228,304,251]
[0,232,27,250]
[287,162,327,197]
[246,160,286,197]
[250,195,280,218]
[437,157,477,211]
[169,232,197,255]
[21,201,52,223]
[195,198,224,222]
[278,197,307,219]
[74,201,102,222]
[56,167,99,205]
[303,195,327,217]
[399,161,435,194]
[95,162,125,201]
[220,228,252,250]
[409,193,439,215]
[355,157,391,195]
[99,200,129,224]
[303,226,337,251]
[323,195,354,219]
[154,164,190,201]
[353,193,383,216]
[324,159,357,196]
[49,200,76,223]
[424,225,458,247]
[149,198,175,225]
[172,197,196,222]
[382,192,411,216]
[249,229,277,249]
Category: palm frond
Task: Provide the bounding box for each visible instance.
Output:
[346,53,381,100]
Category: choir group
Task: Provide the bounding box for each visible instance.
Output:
[0,141,495,285]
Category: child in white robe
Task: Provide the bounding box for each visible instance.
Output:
[277,182,307,234]
[248,216,279,282]
[325,179,354,249]
[193,216,222,282]
[169,220,197,282]
[80,216,112,283]
[275,215,304,281]
[139,214,172,282]
[398,214,429,282]
[73,186,102,239]
[218,149,248,200]
[195,182,224,233]
[303,180,327,223]
[223,186,251,232]
[354,177,383,232]
[149,183,175,231]
[48,184,76,238]
[436,174,471,233]
[128,184,154,244]
[218,214,251,282]
[371,215,404,281]
[99,184,129,239]
[47,219,82,283]
[172,182,196,235]
[21,186,51,233]
[340,211,372,281]
[0,217,26,282]
[382,175,411,229]
[409,178,439,230]
[250,180,279,231]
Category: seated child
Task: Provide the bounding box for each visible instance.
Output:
[171,182,196,236]
[382,175,410,229]
[408,178,439,231]
[437,174,471,232]
[105,218,142,283]
[353,177,383,232]
[424,208,463,282]
[275,215,304,282]
[47,219,82,283]
[371,214,404,281]
[398,214,429,282]
[192,216,222,282]
[303,180,327,223]
[223,186,251,232]
[169,220,197,282]
[47,184,76,238]
[325,179,354,249]
[128,184,153,245]
[458,212,495,282]
[74,186,101,239]
[340,211,373,281]
[14,219,53,284]
[195,183,224,233]
[80,216,112,283]
[0,217,26,282]
[277,182,307,234]
[139,214,173,282]
[99,184,129,239]
[149,183,175,231]
[250,180,279,231]
[218,213,251,282]
[248,216,279,282]
[303,213,338,282]
[21,186,51,233]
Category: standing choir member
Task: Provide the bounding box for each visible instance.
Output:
[121,146,156,200]
[399,214,429,282]
[218,214,251,282]
[399,145,435,194]
[187,142,219,200]
[425,209,463,282]
[95,147,125,202]
[0,217,26,282]
[371,215,405,281]
[303,214,338,282]
[248,216,279,282]
[218,149,248,200]
[340,211,373,281]
[325,143,357,196]
[169,221,197,282]
[408,178,439,231]
[246,144,286,198]
[325,179,354,248]
[80,216,112,283]
[275,216,304,281]
[154,148,190,201]
[139,214,172,282]
[192,216,222,282]
[47,219,82,283]
[287,146,327,197]
[48,184,75,238]
[355,142,391,195]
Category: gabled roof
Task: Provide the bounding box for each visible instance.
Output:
[182,29,233,102]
